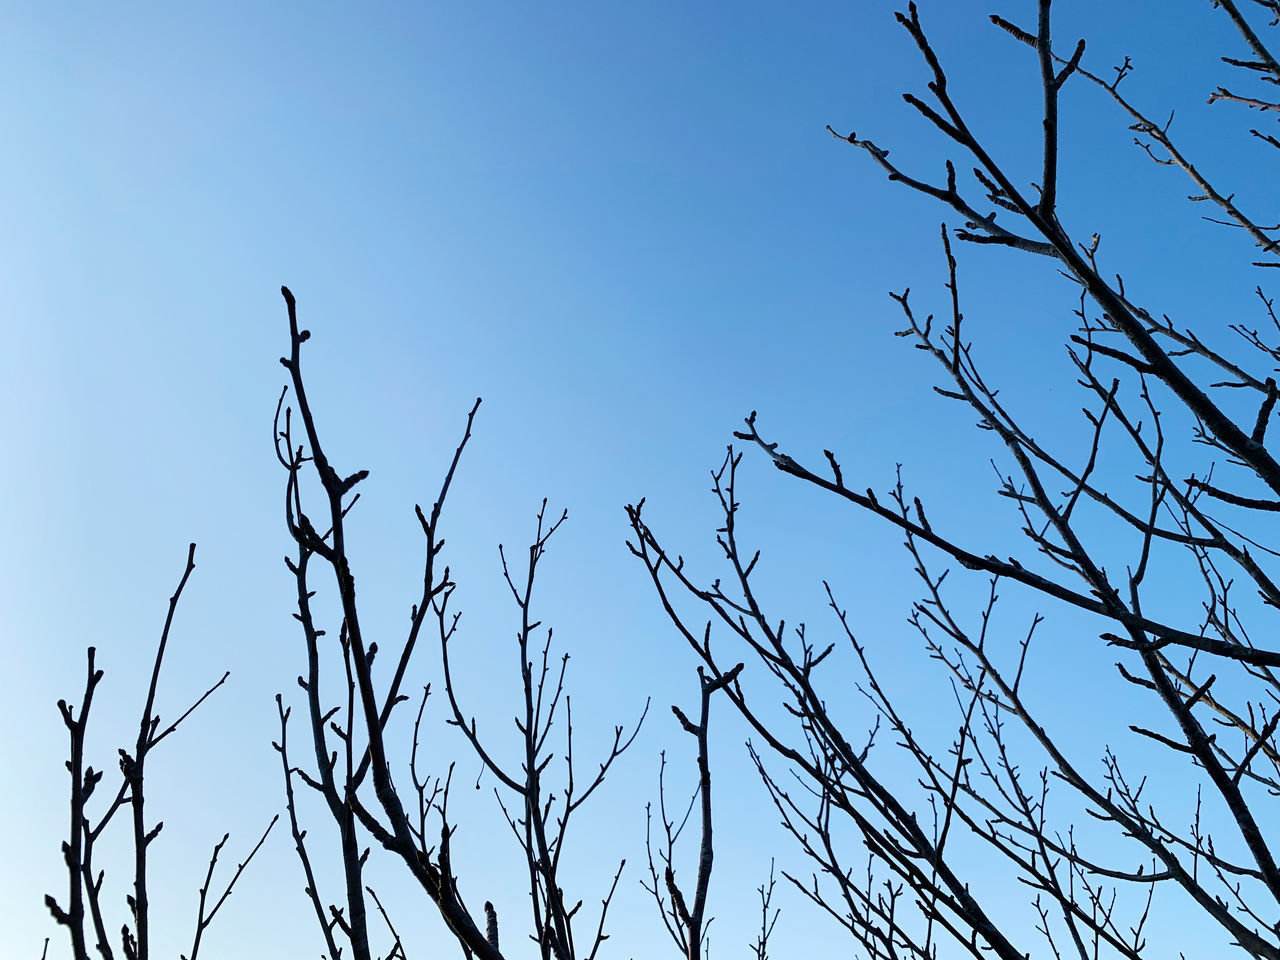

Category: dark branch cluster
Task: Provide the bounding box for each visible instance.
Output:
[46,544,276,960]
[270,287,645,960]
[631,2,1280,957]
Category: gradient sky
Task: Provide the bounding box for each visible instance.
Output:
[2,2,1270,957]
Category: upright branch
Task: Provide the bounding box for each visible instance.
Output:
[181,816,279,960]
[438,500,648,960]
[643,663,743,960]
[124,543,198,960]
[272,696,343,960]
[751,862,779,960]
[48,649,104,960]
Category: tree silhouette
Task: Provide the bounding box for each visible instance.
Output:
[631,2,1280,957]
[46,544,276,960]
[271,287,646,960]
[47,4,1280,958]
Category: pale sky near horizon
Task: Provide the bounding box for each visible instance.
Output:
[1,2,1272,957]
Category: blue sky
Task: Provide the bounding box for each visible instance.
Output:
[2,2,1271,957]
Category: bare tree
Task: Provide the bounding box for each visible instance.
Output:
[271,287,646,960]
[46,544,276,960]
[630,2,1280,957]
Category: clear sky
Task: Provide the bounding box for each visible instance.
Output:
[2,2,1269,957]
